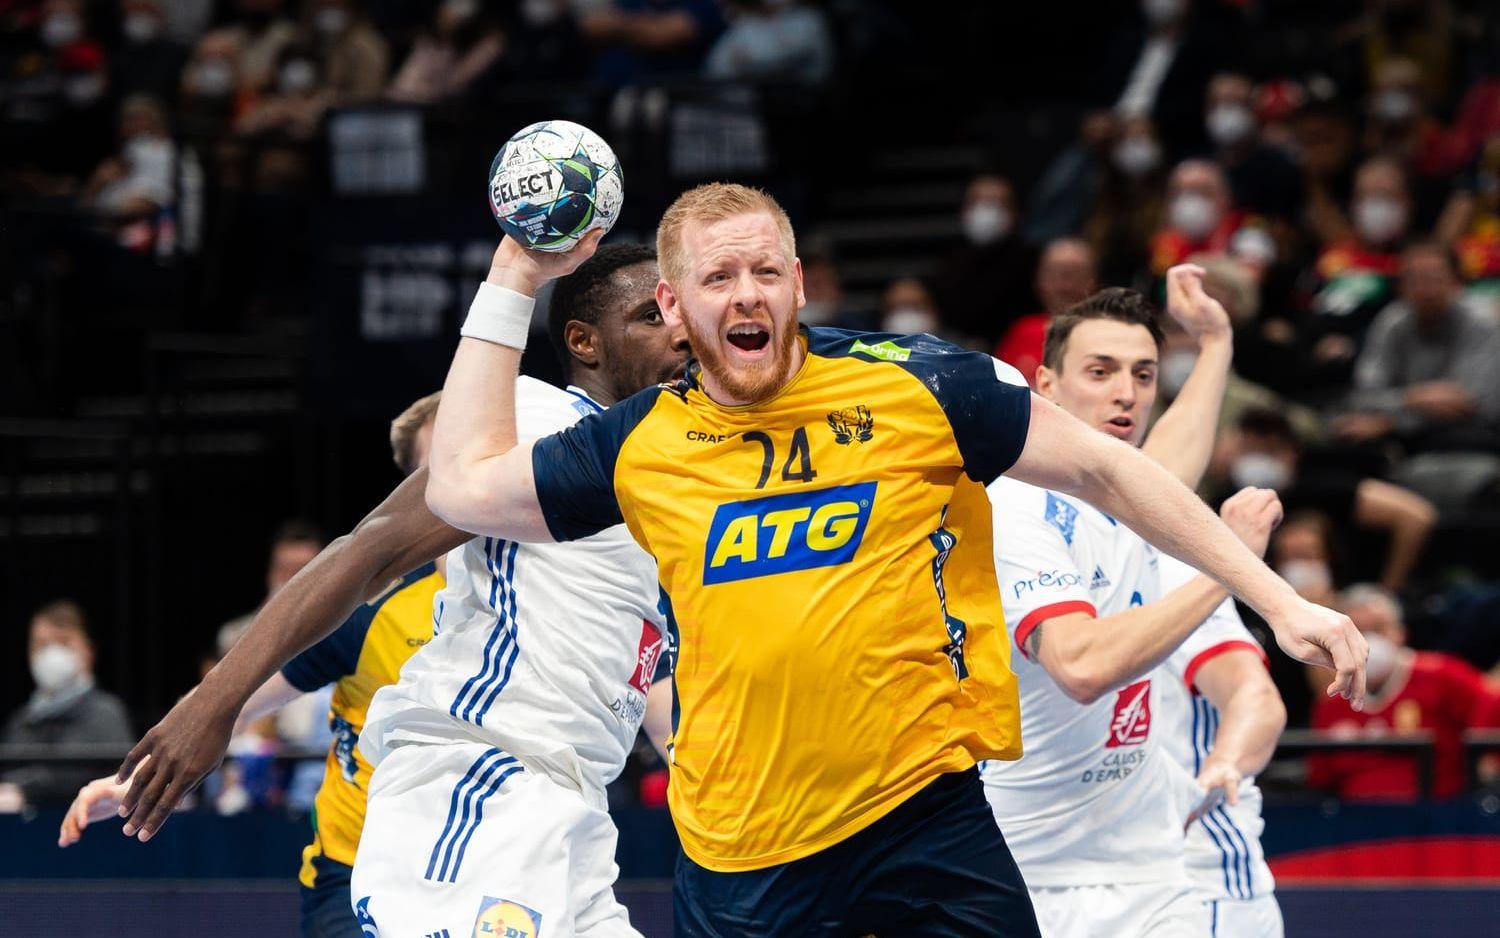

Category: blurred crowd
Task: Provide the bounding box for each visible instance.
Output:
[4,0,1500,812]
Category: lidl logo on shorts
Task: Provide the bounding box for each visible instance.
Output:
[472,896,542,938]
[703,482,877,584]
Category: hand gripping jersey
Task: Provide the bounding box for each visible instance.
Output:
[360,377,667,797]
[280,561,443,885]
[1155,554,1276,903]
[530,329,1032,872]
[981,477,1192,887]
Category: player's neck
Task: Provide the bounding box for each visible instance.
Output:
[568,373,617,408]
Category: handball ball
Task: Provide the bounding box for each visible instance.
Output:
[487,120,623,252]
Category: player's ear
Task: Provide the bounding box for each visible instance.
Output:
[792,257,806,310]
[657,279,683,328]
[565,321,601,368]
[1034,364,1058,400]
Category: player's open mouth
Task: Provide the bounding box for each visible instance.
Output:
[1105,416,1134,436]
[725,323,770,353]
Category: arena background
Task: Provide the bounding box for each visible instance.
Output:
[3,0,1500,935]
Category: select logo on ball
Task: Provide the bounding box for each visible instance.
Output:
[487,119,623,253]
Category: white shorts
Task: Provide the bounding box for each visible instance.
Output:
[351,740,638,938]
[1206,895,1284,938]
[1029,879,1206,937]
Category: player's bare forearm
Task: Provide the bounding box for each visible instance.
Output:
[113,470,467,840]
[1032,575,1230,704]
[1140,335,1231,488]
[427,235,601,541]
[1194,651,1287,777]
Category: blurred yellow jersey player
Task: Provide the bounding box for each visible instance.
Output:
[279,561,441,891]
[533,326,1031,874]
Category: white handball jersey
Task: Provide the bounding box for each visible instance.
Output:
[1155,553,1277,902]
[982,477,1194,887]
[361,377,667,796]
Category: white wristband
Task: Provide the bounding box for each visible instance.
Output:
[460,282,535,350]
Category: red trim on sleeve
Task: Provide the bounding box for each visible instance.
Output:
[1184,639,1269,693]
[1013,600,1097,659]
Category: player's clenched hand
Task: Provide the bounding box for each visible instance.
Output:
[486,228,605,297]
[1164,263,1233,344]
[1265,598,1368,711]
[1184,759,1242,831]
[58,772,132,847]
[114,691,237,841]
[1218,486,1282,558]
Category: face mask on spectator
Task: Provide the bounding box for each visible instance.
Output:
[1372,88,1417,124]
[521,0,564,27]
[315,8,350,36]
[1169,193,1220,240]
[800,299,835,326]
[279,59,318,95]
[1363,633,1399,686]
[1141,0,1184,26]
[42,11,83,47]
[1206,104,1255,147]
[1277,558,1331,597]
[123,12,161,44]
[30,644,82,692]
[962,201,1011,245]
[1113,136,1160,178]
[1354,196,1405,245]
[1158,348,1196,396]
[193,59,235,98]
[883,307,939,336]
[63,72,106,106]
[1230,452,1291,491]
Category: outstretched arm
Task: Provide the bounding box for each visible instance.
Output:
[1007,394,1368,708]
[425,234,602,540]
[1140,264,1234,489]
[113,468,469,840]
[1030,487,1281,703]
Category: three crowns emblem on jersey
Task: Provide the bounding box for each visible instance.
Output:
[826,405,874,445]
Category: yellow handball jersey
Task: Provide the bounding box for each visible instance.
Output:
[280,561,442,886]
[531,328,1033,871]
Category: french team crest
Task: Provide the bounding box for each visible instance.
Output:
[826,405,874,444]
[1044,492,1079,545]
[472,896,542,938]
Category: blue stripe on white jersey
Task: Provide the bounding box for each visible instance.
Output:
[1191,694,1256,899]
[448,538,521,724]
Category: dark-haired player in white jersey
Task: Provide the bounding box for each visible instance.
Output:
[985,266,1285,935]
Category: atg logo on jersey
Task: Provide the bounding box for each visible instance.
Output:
[1105,679,1152,748]
[472,896,542,938]
[703,482,877,585]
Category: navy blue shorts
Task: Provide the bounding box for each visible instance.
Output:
[675,768,1040,937]
[300,855,365,938]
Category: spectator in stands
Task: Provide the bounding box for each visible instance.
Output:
[1203,72,1302,222]
[1450,135,1500,313]
[995,238,1098,386]
[216,521,324,655]
[1083,115,1167,287]
[307,0,389,105]
[578,0,724,84]
[798,244,870,331]
[879,277,946,340]
[1296,99,1362,250]
[1308,584,1500,801]
[933,173,1035,344]
[81,94,176,250]
[1150,158,1275,277]
[1337,243,1500,448]
[192,0,300,96]
[1302,156,1414,386]
[704,0,834,87]
[386,0,504,105]
[113,0,189,104]
[1270,511,1340,608]
[232,43,329,190]
[0,601,132,811]
[1222,407,1437,594]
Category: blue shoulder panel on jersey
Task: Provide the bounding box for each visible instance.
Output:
[807,327,1031,482]
[280,561,438,691]
[531,384,666,542]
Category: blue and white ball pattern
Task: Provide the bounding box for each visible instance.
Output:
[487,120,623,252]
